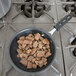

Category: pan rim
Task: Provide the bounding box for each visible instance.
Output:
[8,27,56,74]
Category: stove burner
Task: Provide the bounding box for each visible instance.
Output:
[21,0,46,18]
[63,0,76,17]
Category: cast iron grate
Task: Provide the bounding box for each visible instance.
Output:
[21,0,46,18]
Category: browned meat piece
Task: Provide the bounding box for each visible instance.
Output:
[33,53,37,57]
[32,58,36,63]
[28,34,33,37]
[44,61,47,65]
[37,51,45,57]
[19,53,28,59]
[42,58,47,62]
[18,44,22,49]
[42,39,49,44]
[17,49,22,54]
[32,64,37,69]
[45,52,51,58]
[36,57,41,61]
[38,43,43,49]
[35,61,39,65]
[22,43,26,49]
[38,61,43,67]
[40,36,44,40]
[19,36,25,40]
[31,48,37,55]
[23,40,32,45]
[43,47,46,50]
[28,56,34,61]
[20,58,27,66]
[17,40,24,44]
[45,44,50,49]
[35,33,40,40]
[26,49,32,54]
[33,41,38,48]
[27,61,32,69]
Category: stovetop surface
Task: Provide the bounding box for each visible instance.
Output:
[0,0,76,76]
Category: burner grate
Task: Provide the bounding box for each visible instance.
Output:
[20,0,47,18]
[63,0,76,17]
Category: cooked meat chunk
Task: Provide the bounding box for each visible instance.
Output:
[19,36,25,40]
[18,44,22,49]
[17,40,23,44]
[32,64,37,69]
[19,53,28,59]
[17,33,51,69]
[38,61,43,67]
[38,43,43,49]
[31,48,37,55]
[28,56,34,61]
[32,58,36,63]
[42,39,49,44]
[20,58,27,66]
[45,52,51,58]
[27,61,32,69]
[35,33,40,40]
[33,41,38,48]
[37,51,45,57]
[17,49,22,54]
[26,49,31,54]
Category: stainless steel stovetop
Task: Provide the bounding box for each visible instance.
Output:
[0,0,76,76]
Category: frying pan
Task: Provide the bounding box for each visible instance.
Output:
[9,13,72,74]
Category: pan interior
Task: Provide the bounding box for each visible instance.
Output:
[9,28,55,72]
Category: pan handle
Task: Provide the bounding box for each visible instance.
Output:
[49,13,72,35]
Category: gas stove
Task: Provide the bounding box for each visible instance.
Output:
[0,0,76,76]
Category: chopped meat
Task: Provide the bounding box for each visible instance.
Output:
[42,58,47,62]
[20,58,27,66]
[37,51,45,57]
[18,44,22,49]
[32,64,37,69]
[33,41,38,48]
[17,40,23,44]
[42,39,49,44]
[44,61,47,65]
[17,33,51,69]
[33,53,37,57]
[32,58,36,63]
[17,49,22,54]
[35,33,40,40]
[28,56,34,61]
[31,48,37,55]
[35,61,39,65]
[45,52,51,58]
[38,43,43,49]
[38,61,43,67]
[19,53,28,59]
[26,49,32,54]
[36,57,41,61]
[19,36,25,40]
[27,61,32,69]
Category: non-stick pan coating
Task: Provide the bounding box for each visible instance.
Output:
[9,27,56,73]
